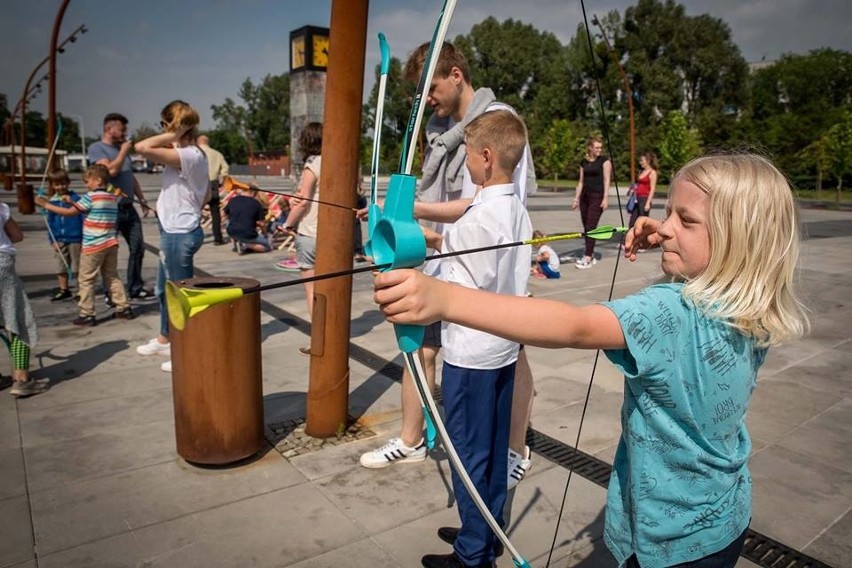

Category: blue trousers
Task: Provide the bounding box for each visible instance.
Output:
[442,361,515,566]
[156,225,203,337]
[116,206,146,296]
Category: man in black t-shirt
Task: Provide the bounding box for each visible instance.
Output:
[223,185,271,254]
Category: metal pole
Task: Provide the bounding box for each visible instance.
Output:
[47,0,71,172]
[593,16,635,183]
[18,62,50,213]
[305,0,368,438]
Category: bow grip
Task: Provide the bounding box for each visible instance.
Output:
[369,173,426,353]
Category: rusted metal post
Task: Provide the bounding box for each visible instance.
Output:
[305,0,368,438]
[47,0,71,172]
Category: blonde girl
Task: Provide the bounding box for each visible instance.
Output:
[373,152,808,568]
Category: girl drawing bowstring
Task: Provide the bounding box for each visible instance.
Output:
[373,153,809,568]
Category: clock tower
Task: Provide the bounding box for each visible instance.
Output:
[289,25,330,173]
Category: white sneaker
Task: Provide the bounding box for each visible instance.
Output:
[507,446,532,490]
[359,437,427,469]
[160,360,172,373]
[137,338,171,356]
[574,257,597,270]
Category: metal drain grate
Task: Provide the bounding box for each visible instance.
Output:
[741,531,832,568]
[525,428,612,487]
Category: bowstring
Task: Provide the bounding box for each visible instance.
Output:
[544,0,627,565]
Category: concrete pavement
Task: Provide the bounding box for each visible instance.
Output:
[1,175,850,567]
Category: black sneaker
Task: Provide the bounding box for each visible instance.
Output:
[437,527,503,558]
[51,289,72,302]
[114,308,136,320]
[421,552,493,568]
[130,288,154,299]
[104,295,114,308]
[73,315,97,327]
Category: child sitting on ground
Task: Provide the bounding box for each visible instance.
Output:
[530,230,560,279]
[36,164,135,326]
[43,169,83,301]
[224,183,271,254]
[373,152,809,568]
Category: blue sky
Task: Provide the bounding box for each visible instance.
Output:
[2,0,849,146]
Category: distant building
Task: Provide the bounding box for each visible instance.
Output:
[249,151,291,177]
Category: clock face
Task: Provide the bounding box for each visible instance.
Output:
[312,35,329,68]
[291,36,305,70]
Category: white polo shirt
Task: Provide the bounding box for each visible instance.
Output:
[440,183,532,370]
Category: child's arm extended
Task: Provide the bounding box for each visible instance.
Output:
[414,198,472,223]
[34,196,81,217]
[374,269,625,350]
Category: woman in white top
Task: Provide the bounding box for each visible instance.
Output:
[134,100,209,364]
[281,123,322,355]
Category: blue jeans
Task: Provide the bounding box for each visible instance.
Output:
[443,361,515,566]
[156,225,203,337]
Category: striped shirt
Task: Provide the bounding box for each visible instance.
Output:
[73,189,119,253]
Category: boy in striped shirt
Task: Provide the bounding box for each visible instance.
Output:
[36,164,134,326]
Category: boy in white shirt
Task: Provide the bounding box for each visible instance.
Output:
[417,110,532,568]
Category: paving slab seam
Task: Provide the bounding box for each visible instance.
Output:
[17,386,173,415]
[801,504,852,551]
[22,454,178,498]
[12,399,39,567]
[36,482,303,559]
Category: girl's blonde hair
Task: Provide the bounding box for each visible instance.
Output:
[675,153,809,346]
[160,100,200,142]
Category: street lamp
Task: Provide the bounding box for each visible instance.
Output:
[591,15,636,183]
[15,22,86,213]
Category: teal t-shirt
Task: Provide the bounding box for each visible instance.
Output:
[602,283,766,567]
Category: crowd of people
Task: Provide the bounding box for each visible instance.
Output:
[2,38,810,568]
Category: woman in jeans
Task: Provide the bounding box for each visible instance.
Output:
[133,100,209,371]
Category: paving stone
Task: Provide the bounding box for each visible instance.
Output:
[0,496,34,567]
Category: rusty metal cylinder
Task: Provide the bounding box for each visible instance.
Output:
[170,276,264,465]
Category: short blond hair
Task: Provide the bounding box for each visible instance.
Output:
[84,163,110,186]
[674,153,809,346]
[464,110,527,175]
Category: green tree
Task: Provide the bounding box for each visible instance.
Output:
[537,119,581,189]
[452,17,571,160]
[55,114,82,153]
[617,0,748,148]
[747,49,852,184]
[211,73,291,163]
[822,110,852,198]
[657,110,701,179]
[798,138,829,192]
